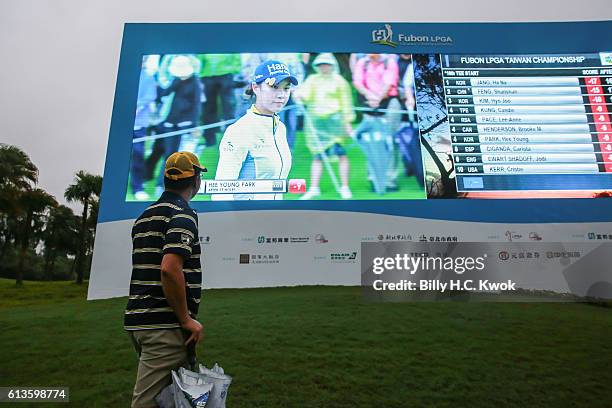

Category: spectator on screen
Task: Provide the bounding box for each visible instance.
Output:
[151,55,202,197]
[198,54,242,147]
[294,53,355,200]
[352,54,401,192]
[132,57,158,201]
[352,53,399,114]
[398,54,416,114]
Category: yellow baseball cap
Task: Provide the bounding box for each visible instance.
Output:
[164,151,207,180]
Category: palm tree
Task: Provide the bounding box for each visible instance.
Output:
[15,188,57,285]
[0,144,38,191]
[64,171,102,284]
[0,144,39,268]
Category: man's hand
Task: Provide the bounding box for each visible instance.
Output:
[366,97,380,108]
[181,317,204,345]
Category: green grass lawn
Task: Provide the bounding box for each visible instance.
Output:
[1,278,611,407]
[126,129,426,202]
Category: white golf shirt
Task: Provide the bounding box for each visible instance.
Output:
[212,106,292,200]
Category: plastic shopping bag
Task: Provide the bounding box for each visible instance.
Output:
[155,383,175,408]
[172,369,213,408]
[198,363,233,408]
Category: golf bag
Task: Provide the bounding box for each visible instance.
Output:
[395,122,424,187]
[354,115,394,194]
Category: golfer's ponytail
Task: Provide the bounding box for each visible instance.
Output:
[244,83,255,99]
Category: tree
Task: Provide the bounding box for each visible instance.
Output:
[413,54,446,116]
[15,189,57,285]
[0,144,39,231]
[0,144,38,191]
[0,144,39,271]
[43,204,79,278]
[412,55,456,198]
[0,212,16,267]
[64,171,102,284]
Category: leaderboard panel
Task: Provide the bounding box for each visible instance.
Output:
[414,52,612,198]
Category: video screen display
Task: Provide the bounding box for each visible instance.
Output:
[127,52,612,201]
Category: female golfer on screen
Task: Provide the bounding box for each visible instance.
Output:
[212,60,298,200]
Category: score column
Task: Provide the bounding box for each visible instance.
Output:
[585,76,612,172]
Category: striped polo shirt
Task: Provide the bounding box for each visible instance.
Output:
[124,191,202,331]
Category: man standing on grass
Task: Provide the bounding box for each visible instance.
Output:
[124,151,205,407]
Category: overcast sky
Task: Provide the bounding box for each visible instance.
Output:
[1,0,611,209]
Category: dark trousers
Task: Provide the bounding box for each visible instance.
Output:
[131,127,146,193]
[202,73,235,146]
[144,122,191,188]
[279,97,297,150]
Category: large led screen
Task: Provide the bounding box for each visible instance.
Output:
[127,51,612,202]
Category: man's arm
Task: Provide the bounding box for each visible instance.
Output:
[352,59,379,107]
[161,253,203,345]
[157,78,179,99]
[160,253,190,324]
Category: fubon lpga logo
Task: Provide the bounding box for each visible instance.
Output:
[371,24,453,47]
